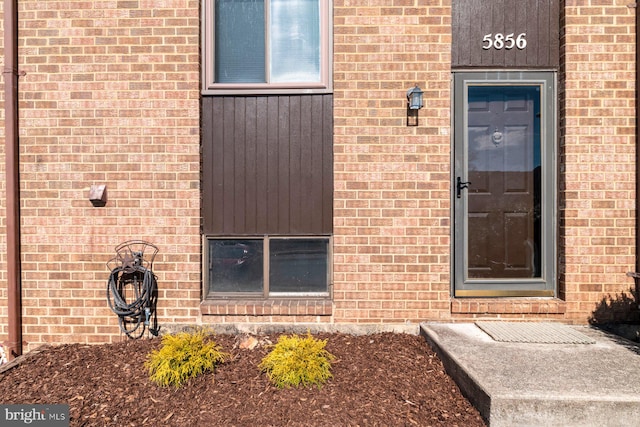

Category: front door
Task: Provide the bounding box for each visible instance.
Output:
[453,72,556,296]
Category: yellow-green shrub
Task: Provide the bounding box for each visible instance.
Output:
[259,332,335,389]
[145,328,229,388]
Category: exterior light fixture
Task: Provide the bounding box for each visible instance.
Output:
[406,85,424,126]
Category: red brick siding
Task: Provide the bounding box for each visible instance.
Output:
[333,1,453,324]
[4,0,202,350]
[0,0,636,349]
[559,0,636,323]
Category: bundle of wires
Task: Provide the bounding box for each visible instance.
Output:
[107,263,159,339]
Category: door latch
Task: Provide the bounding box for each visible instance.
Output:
[456,177,471,198]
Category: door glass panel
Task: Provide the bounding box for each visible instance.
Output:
[466,86,541,279]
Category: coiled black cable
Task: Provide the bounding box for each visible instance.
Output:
[107,264,159,339]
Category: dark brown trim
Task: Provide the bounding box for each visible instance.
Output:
[3,0,22,359]
[451,0,560,69]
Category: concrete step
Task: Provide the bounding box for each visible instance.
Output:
[420,322,640,426]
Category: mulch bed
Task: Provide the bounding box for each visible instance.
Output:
[0,332,486,426]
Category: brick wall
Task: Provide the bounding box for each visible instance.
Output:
[560,0,637,322]
[0,0,637,350]
[5,0,202,350]
[332,1,453,324]
[332,0,637,325]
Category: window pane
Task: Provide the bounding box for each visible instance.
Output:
[215,0,265,83]
[270,0,321,83]
[209,240,263,293]
[269,239,328,293]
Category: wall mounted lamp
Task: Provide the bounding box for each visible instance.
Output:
[406,85,424,126]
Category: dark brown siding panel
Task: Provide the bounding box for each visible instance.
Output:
[255,97,269,232]
[202,94,333,236]
[232,98,245,231]
[244,97,257,234]
[202,97,215,231]
[277,96,291,232]
[452,0,559,69]
[266,96,280,232]
[289,96,302,232]
[518,2,533,66]
[311,95,327,231]
[322,95,333,232]
[222,97,236,231]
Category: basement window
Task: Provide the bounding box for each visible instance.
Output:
[205,236,331,299]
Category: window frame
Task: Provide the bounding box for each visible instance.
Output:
[201,0,333,95]
[203,235,333,300]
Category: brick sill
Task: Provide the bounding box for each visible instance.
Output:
[451,298,566,315]
[200,299,332,316]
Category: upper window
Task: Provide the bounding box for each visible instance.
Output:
[202,0,332,94]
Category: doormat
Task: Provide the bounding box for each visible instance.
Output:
[475,321,596,344]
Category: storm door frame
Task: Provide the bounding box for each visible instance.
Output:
[453,71,557,297]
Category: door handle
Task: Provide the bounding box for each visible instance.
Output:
[456,177,471,198]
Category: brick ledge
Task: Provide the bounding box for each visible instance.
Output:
[451,298,566,315]
[200,299,332,316]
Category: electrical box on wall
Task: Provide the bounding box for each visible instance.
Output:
[89,184,107,207]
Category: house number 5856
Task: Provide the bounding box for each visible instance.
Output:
[482,33,527,50]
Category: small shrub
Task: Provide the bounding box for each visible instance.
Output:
[145,327,229,388]
[259,332,335,389]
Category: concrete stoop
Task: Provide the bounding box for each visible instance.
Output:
[420,322,640,427]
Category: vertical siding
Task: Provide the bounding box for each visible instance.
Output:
[202,94,333,236]
[451,0,560,69]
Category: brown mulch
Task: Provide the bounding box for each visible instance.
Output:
[0,333,486,426]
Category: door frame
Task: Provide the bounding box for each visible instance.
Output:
[452,71,557,297]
